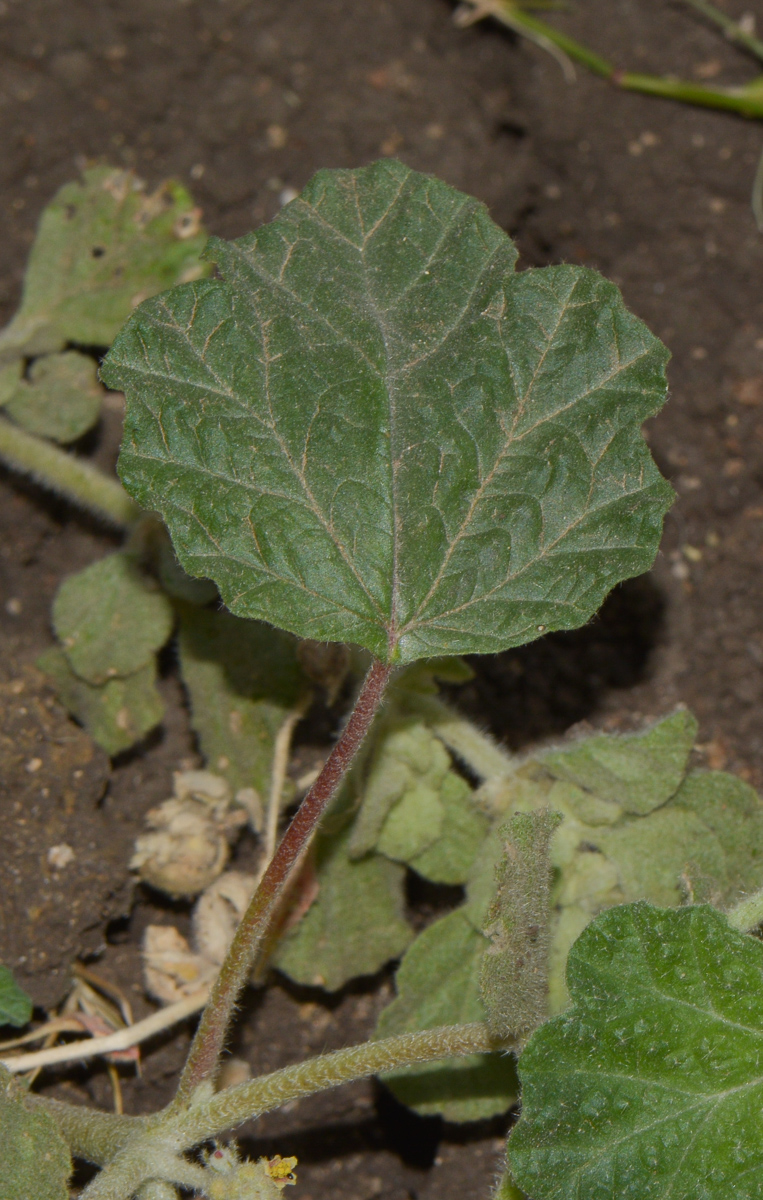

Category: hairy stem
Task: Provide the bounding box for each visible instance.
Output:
[180,1022,507,1144]
[25,1096,145,1165]
[0,416,141,527]
[174,658,393,1104]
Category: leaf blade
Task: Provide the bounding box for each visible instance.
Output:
[104,162,672,663]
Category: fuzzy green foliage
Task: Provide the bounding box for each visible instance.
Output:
[103,160,672,665]
[0,1067,72,1199]
[2,350,103,443]
[480,810,562,1041]
[510,903,763,1200]
[52,552,173,685]
[38,647,164,756]
[0,966,32,1028]
[0,166,209,363]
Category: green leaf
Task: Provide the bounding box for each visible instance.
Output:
[0,166,209,362]
[52,551,173,684]
[0,965,32,1027]
[38,647,164,755]
[672,769,763,902]
[542,710,697,815]
[375,910,517,1120]
[481,810,562,1040]
[177,604,306,798]
[405,771,489,885]
[103,160,672,664]
[510,903,763,1200]
[2,351,102,443]
[0,1066,72,1199]
[275,825,413,990]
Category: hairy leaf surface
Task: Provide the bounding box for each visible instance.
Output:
[2,351,103,443]
[52,552,173,684]
[511,903,763,1200]
[0,167,209,362]
[0,1067,72,1199]
[104,160,672,663]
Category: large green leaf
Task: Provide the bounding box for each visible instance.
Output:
[510,903,763,1200]
[0,167,209,362]
[103,160,672,664]
[375,909,517,1120]
[0,1067,72,1199]
[0,965,32,1028]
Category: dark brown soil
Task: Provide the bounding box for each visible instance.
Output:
[2,1,763,1196]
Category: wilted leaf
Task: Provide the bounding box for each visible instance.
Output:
[177,604,306,798]
[375,910,517,1120]
[0,166,209,362]
[104,159,672,664]
[542,710,697,815]
[510,903,763,1200]
[0,965,32,1027]
[481,810,562,1040]
[275,825,413,990]
[672,769,763,901]
[0,361,22,404]
[2,351,102,443]
[38,647,164,755]
[52,551,173,684]
[0,1066,72,1199]
[405,771,489,885]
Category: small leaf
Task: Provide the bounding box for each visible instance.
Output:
[375,910,517,1120]
[177,605,306,798]
[672,769,763,902]
[0,1066,72,1199]
[3,351,102,443]
[103,160,672,664]
[0,166,209,362]
[542,710,697,815]
[405,771,489,885]
[480,810,562,1040]
[0,965,32,1028]
[52,551,173,684]
[38,647,164,755]
[275,825,413,990]
[510,903,763,1200]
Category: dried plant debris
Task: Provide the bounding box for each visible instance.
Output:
[131,771,248,899]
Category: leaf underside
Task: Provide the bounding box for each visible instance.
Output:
[0,966,32,1028]
[510,903,763,1200]
[104,160,672,664]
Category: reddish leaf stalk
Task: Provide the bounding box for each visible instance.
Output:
[174,657,393,1104]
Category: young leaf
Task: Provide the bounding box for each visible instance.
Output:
[38,647,164,755]
[541,709,697,815]
[0,166,209,362]
[103,160,672,664]
[274,825,413,990]
[52,552,173,684]
[0,964,32,1028]
[402,771,489,886]
[480,810,562,1041]
[2,350,103,444]
[0,1066,72,1199]
[177,605,306,798]
[510,903,763,1200]
[375,910,517,1120]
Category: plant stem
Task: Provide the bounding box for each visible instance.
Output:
[726,885,763,931]
[25,1095,144,1165]
[180,1022,506,1144]
[173,658,393,1104]
[0,416,141,527]
[681,0,763,63]
[260,693,313,865]
[619,71,763,118]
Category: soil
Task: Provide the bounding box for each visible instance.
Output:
[2,0,763,1196]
